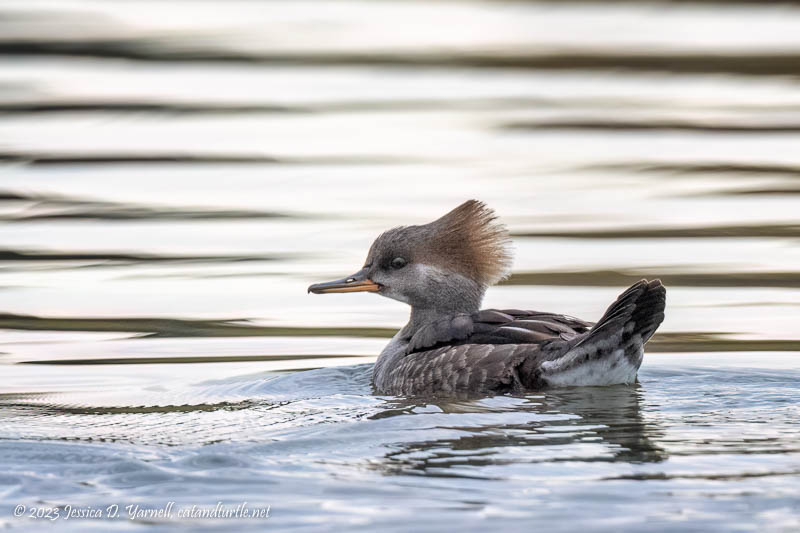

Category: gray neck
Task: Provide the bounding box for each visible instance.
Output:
[373,274,484,389]
[406,268,483,333]
[407,294,481,334]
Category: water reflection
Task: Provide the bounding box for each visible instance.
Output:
[373,386,666,478]
[540,386,666,464]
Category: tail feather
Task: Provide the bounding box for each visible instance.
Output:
[537,279,666,387]
[577,278,666,349]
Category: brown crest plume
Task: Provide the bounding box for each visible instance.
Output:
[419,200,513,286]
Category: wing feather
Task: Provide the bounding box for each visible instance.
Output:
[405,308,592,356]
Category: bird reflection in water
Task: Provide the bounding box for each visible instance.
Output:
[369,384,666,477]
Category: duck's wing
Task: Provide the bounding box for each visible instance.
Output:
[405,309,592,355]
[393,309,593,396]
[466,308,592,345]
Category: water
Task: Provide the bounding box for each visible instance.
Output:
[1,0,799,531]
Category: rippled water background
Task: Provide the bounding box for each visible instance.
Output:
[1,1,800,531]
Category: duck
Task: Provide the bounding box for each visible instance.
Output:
[309,200,666,396]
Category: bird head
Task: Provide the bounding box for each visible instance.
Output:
[308,200,512,313]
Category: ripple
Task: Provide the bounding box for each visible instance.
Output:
[504,119,800,133]
[589,162,800,179]
[21,354,373,365]
[0,152,415,166]
[697,186,800,196]
[0,313,395,339]
[0,190,302,222]
[3,39,800,76]
[504,269,800,288]
[513,225,800,238]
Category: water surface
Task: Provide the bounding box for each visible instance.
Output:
[1,1,799,531]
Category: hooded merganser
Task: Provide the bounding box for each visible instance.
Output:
[309,200,666,396]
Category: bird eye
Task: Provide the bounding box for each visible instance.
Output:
[391,257,407,269]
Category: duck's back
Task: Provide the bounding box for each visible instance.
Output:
[373,280,666,396]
